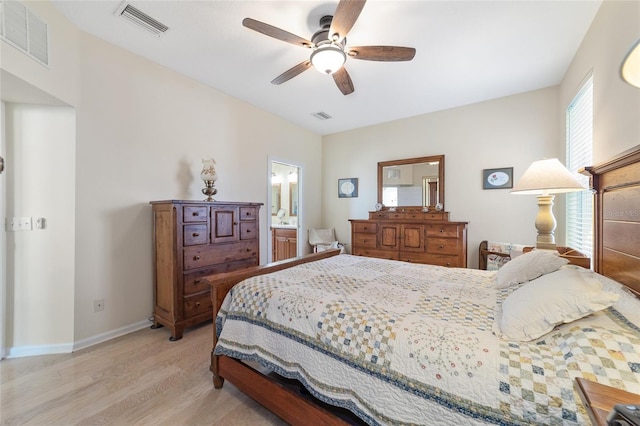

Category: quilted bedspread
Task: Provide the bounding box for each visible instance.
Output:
[214,254,640,425]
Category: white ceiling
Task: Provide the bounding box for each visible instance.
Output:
[49,0,602,135]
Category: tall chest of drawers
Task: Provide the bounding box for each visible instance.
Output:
[150,200,262,340]
[350,210,468,267]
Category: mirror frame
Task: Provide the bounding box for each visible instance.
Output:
[377,155,445,210]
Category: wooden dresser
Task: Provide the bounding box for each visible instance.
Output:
[150,200,262,340]
[350,209,468,267]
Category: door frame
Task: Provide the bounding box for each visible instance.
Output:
[267,157,302,263]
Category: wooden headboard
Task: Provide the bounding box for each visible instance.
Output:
[585,145,640,296]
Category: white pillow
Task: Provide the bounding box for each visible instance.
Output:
[493,267,619,341]
[495,249,568,288]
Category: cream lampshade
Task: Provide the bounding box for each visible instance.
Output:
[511,158,586,250]
[621,39,640,88]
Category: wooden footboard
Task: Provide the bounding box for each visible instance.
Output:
[204,249,348,424]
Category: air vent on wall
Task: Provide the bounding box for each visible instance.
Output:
[311,112,332,120]
[0,0,49,66]
[115,2,169,37]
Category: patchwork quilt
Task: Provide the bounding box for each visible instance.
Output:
[214,254,640,425]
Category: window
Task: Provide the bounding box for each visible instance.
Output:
[565,76,593,259]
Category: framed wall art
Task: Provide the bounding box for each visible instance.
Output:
[483,167,513,190]
[338,178,358,198]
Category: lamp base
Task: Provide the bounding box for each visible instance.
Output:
[202,181,217,202]
[534,194,557,250]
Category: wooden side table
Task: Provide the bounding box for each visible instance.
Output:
[575,378,640,425]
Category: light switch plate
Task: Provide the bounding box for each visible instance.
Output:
[10,217,32,231]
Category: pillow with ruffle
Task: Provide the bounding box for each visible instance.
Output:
[495,249,568,288]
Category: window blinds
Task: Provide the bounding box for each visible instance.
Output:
[565,76,593,259]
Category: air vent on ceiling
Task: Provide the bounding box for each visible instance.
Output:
[0,0,49,66]
[311,112,332,120]
[115,2,169,37]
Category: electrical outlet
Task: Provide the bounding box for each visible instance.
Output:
[34,217,45,229]
[93,299,105,312]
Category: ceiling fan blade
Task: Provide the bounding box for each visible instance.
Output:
[348,46,416,61]
[333,67,354,95]
[329,0,366,42]
[271,61,312,85]
[242,18,313,48]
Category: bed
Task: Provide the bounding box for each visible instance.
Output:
[205,146,640,425]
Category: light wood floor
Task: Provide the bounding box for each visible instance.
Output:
[0,322,288,425]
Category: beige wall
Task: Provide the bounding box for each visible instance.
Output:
[1,0,638,354]
[322,87,561,267]
[321,1,640,268]
[560,0,640,164]
[73,32,322,344]
[1,2,322,352]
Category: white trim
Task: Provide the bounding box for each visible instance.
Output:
[73,319,150,352]
[7,342,73,358]
[268,157,303,261]
[5,319,151,357]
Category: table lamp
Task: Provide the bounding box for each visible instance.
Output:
[511,158,586,250]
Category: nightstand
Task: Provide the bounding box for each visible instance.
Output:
[575,378,640,425]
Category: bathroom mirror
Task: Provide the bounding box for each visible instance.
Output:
[377,155,445,209]
[271,183,281,215]
[289,183,298,216]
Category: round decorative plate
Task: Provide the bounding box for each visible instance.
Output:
[340,180,355,196]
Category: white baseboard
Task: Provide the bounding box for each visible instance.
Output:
[5,319,151,358]
[7,342,74,358]
[73,319,151,352]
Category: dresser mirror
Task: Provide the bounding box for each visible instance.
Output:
[377,155,445,210]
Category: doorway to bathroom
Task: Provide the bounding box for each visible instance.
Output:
[269,160,300,263]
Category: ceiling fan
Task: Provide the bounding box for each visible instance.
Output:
[242,0,416,95]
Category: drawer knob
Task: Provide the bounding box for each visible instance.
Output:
[192,232,200,237]
[440,228,444,233]
[439,244,444,249]
[192,212,199,216]
[246,248,251,252]
[194,279,201,284]
[193,255,201,261]
[233,222,238,225]
[446,263,451,266]
[195,302,201,307]
[246,229,251,233]
[245,211,251,216]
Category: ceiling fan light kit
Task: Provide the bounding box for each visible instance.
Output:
[242,0,415,95]
[310,42,346,75]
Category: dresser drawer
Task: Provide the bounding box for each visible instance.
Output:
[422,254,464,268]
[353,233,377,248]
[404,212,424,220]
[183,206,207,222]
[369,212,405,220]
[239,206,257,221]
[426,238,460,255]
[183,224,207,246]
[353,222,377,233]
[353,247,399,261]
[184,292,212,319]
[425,224,460,238]
[424,212,449,221]
[184,272,210,295]
[184,241,257,270]
[240,221,258,240]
